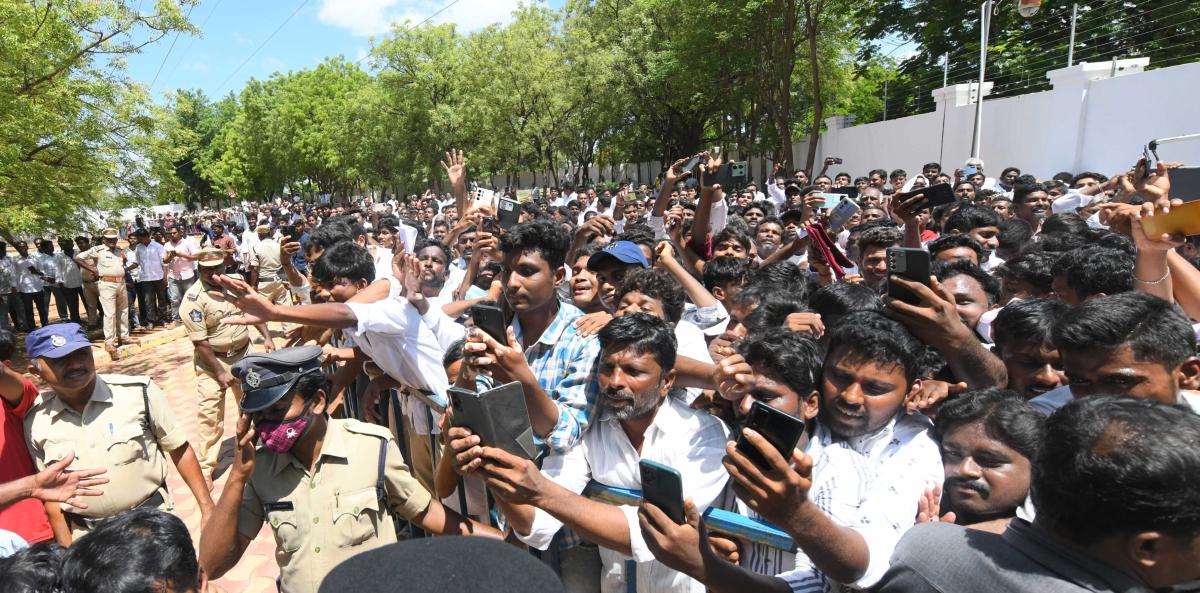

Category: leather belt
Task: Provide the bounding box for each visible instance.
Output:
[64,489,164,530]
[99,276,125,283]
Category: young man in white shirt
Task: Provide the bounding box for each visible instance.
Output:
[11,241,46,331]
[130,228,167,328]
[53,238,84,324]
[164,225,200,325]
[451,313,730,593]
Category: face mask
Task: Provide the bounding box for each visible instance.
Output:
[256,404,313,454]
[1086,211,1106,229]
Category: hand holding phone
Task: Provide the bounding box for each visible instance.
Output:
[470,304,508,345]
[640,460,686,524]
[735,401,806,471]
[886,247,932,306]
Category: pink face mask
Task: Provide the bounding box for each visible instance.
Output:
[256,406,312,454]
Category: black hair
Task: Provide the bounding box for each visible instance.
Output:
[1070,171,1106,186]
[933,388,1045,461]
[933,260,1001,306]
[1033,395,1200,543]
[443,338,466,368]
[309,221,355,252]
[757,216,784,231]
[500,220,571,270]
[737,329,822,400]
[415,239,451,263]
[943,203,1001,235]
[1088,229,1136,254]
[292,367,332,405]
[616,226,656,253]
[0,329,15,362]
[615,268,685,323]
[712,227,752,252]
[928,234,984,261]
[808,282,884,328]
[1039,213,1089,239]
[376,215,400,233]
[1000,166,1021,177]
[753,262,808,297]
[923,162,942,172]
[997,218,1033,256]
[868,168,887,180]
[311,241,375,285]
[854,223,903,254]
[825,311,924,383]
[0,541,64,593]
[432,219,450,230]
[889,169,907,180]
[1052,291,1195,370]
[995,250,1057,296]
[745,200,775,217]
[1012,184,1046,205]
[701,256,751,292]
[733,281,809,335]
[992,298,1068,353]
[59,509,200,593]
[1050,247,1133,300]
[597,312,677,374]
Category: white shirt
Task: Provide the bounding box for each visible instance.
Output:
[344,286,455,435]
[517,396,731,593]
[0,257,14,292]
[674,320,714,405]
[54,253,82,288]
[815,414,943,589]
[14,255,43,293]
[682,302,728,337]
[134,241,166,282]
[369,245,394,281]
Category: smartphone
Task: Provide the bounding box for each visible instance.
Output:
[895,183,955,209]
[1141,200,1200,238]
[831,157,844,165]
[680,155,701,176]
[470,304,507,344]
[729,161,748,184]
[818,192,843,210]
[282,225,297,241]
[886,247,932,305]
[827,198,861,230]
[703,163,730,188]
[735,401,806,471]
[639,459,685,524]
[963,165,979,177]
[481,216,498,234]
[496,196,521,230]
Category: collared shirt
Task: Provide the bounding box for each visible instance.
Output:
[237,419,432,593]
[735,432,876,593]
[875,520,1153,593]
[249,239,283,282]
[166,238,199,280]
[34,253,56,287]
[13,255,42,293]
[345,286,452,435]
[0,256,15,292]
[77,245,127,278]
[134,241,166,281]
[0,376,52,543]
[476,301,601,453]
[24,375,187,520]
[179,279,250,353]
[814,414,944,589]
[53,252,82,288]
[517,396,731,593]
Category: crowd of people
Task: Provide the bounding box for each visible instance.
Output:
[0,148,1198,593]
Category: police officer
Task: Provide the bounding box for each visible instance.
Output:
[248,225,288,306]
[22,323,214,542]
[198,346,501,593]
[179,248,276,485]
[74,228,136,358]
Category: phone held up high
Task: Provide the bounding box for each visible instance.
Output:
[736,401,806,471]
[639,459,686,524]
[886,247,932,306]
[470,304,507,345]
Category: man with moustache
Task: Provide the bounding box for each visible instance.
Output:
[930,388,1044,533]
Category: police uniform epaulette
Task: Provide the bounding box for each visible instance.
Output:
[342,419,394,441]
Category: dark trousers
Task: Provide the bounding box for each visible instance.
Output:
[135,280,162,327]
[19,291,47,330]
[52,285,83,323]
[127,283,139,328]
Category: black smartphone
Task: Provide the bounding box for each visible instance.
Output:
[886,247,932,305]
[282,225,297,241]
[679,155,702,176]
[735,401,806,471]
[448,386,476,425]
[470,304,508,345]
[639,459,685,524]
[705,162,733,188]
[895,183,955,209]
[496,197,521,230]
[480,216,499,234]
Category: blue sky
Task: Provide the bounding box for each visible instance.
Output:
[127,0,566,102]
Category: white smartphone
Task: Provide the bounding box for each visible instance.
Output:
[827,199,861,230]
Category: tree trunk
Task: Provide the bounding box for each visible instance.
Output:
[804,11,823,174]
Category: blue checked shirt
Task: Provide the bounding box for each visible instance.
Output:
[476,301,601,453]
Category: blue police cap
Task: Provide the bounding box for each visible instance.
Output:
[231,345,324,412]
[586,240,649,271]
[25,323,94,360]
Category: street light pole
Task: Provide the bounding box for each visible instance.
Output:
[971,0,993,159]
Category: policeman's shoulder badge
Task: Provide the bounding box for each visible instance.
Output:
[189,310,203,323]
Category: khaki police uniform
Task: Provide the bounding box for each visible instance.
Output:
[236,419,432,593]
[24,374,186,539]
[249,238,287,306]
[76,233,129,346]
[179,278,251,477]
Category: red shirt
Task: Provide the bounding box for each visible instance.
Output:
[0,375,52,543]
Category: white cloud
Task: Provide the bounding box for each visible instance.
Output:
[318,0,522,37]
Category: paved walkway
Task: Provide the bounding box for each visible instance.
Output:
[88,327,282,593]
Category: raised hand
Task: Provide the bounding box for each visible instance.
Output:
[31,452,108,509]
[231,415,257,480]
[211,274,275,326]
[440,149,468,194]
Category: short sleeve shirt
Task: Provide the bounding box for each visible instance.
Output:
[178,279,250,352]
[24,375,187,519]
[78,245,127,278]
[236,419,432,593]
[0,376,52,543]
[249,240,283,281]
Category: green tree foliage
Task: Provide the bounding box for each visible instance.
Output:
[0,0,196,234]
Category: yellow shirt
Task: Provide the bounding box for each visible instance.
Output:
[24,375,187,518]
[236,419,432,593]
[178,278,250,353]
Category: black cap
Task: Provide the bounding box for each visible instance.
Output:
[231,345,323,412]
[318,538,564,593]
[780,207,807,224]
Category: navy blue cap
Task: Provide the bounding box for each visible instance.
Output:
[231,345,324,412]
[25,323,94,359]
[587,240,649,271]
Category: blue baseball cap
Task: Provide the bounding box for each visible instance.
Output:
[25,323,94,359]
[587,240,649,271]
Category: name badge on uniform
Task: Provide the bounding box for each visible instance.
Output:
[264,502,294,512]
